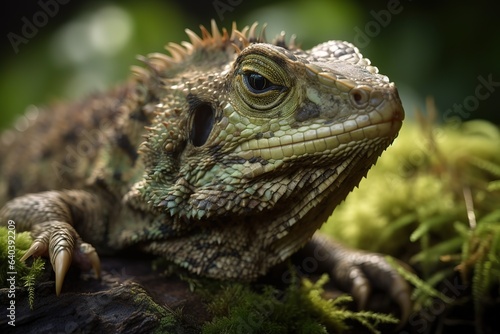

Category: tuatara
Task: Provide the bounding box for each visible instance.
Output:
[0,20,409,322]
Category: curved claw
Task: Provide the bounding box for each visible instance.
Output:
[388,270,412,326]
[20,225,54,261]
[49,226,75,295]
[53,249,72,296]
[348,267,371,310]
[77,242,101,279]
[20,240,48,262]
[88,250,101,279]
[348,254,412,325]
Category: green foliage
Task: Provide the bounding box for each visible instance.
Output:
[202,281,328,334]
[126,284,187,334]
[0,227,35,284]
[0,226,45,309]
[22,258,45,309]
[385,256,454,308]
[201,273,397,334]
[460,210,500,326]
[301,275,398,333]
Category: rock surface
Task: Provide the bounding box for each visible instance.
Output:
[0,256,207,333]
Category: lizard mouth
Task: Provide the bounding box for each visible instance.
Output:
[235,103,404,162]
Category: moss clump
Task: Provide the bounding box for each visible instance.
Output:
[201,273,397,334]
[0,226,45,309]
[125,283,190,334]
[0,226,34,284]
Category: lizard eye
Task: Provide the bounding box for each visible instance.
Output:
[243,72,280,93]
[233,51,292,114]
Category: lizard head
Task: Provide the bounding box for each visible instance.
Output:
[128,21,404,278]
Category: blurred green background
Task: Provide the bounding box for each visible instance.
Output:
[1,0,498,129]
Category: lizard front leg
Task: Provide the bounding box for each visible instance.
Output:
[298,233,412,324]
[0,190,103,295]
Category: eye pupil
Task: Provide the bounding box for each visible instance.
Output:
[249,73,268,91]
[243,71,280,94]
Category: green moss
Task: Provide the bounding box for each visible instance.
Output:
[0,226,45,309]
[201,273,397,334]
[0,226,33,283]
[125,283,199,334]
[22,258,45,309]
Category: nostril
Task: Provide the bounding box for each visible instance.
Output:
[353,91,363,103]
[349,87,370,108]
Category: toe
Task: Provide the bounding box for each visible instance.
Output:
[20,240,48,261]
[348,267,371,310]
[76,242,101,279]
[356,254,412,324]
[53,249,72,296]
[48,225,75,295]
[388,270,412,325]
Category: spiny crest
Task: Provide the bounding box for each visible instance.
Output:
[130,19,298,82]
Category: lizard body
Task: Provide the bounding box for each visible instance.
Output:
[0,21,407,317]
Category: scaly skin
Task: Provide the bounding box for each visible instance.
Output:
[0,21,409,321]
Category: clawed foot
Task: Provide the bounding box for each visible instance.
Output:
[20,221,101,295]
[300,233,412,325]
[329,250,411,323]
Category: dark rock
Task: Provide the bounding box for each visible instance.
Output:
[0,256,208,334]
